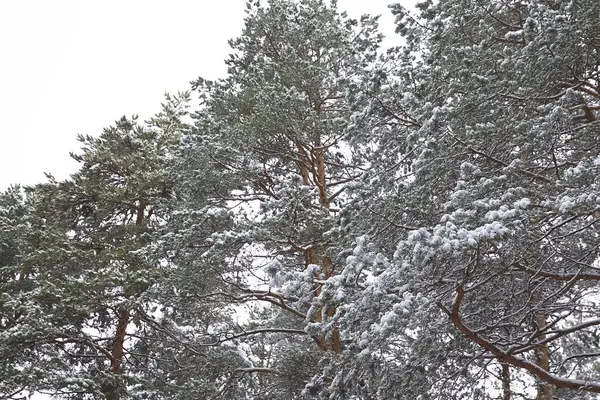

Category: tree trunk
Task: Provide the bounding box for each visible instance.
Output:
[312,147,329,208]
[294,146,339,353]
[534,313,553,400]
[110,308,130,374]
[102,308,129,400]
[501,362,511,400]
[103,204,144,399]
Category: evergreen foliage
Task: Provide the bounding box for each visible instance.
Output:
[2,0,600,399]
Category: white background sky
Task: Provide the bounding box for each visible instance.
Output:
[0,1,402,191]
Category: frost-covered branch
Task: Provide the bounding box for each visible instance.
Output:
[440,285,600,393]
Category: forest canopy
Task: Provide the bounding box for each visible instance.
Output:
[2,0,600,399]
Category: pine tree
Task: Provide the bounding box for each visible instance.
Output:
[319,0,600,398]
[0,94,204,399]
[165,0,384,396]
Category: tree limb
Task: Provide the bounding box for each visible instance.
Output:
[439,285,600,393]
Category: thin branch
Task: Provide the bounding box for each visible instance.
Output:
[220,328,307,343]
[513,262,600,281]
[447,129,552,183]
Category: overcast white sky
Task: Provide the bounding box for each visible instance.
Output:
[0,1,402,191]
